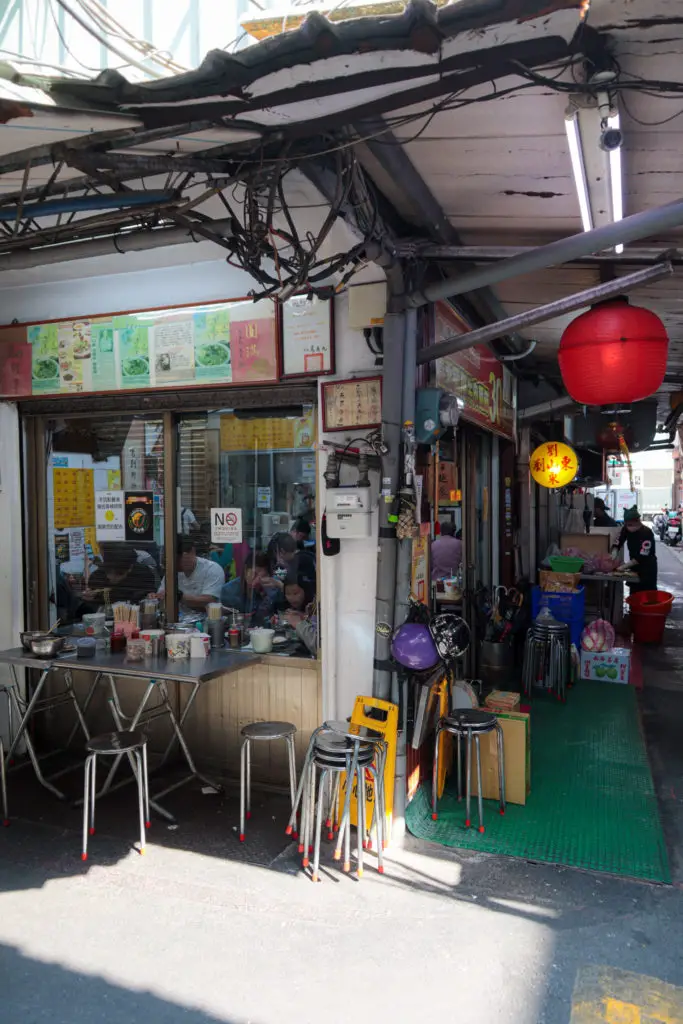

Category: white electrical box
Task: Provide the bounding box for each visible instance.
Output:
[347,283,386,329]
[325,487,373,538]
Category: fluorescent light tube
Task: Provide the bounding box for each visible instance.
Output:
[564,112,593,233]
[608,112,623,253]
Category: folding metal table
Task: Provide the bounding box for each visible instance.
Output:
[55,649,260,821]
[0,647,91,799]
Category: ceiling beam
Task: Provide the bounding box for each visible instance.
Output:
[353,117,526,346]
[409,198,683,306]
[416,262,674,364]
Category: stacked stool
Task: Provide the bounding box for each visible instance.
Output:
[287,722,387,882]
[522,617,570,700]
[81,730,149,861]
[431,709,505,833]
[239,721,297,842]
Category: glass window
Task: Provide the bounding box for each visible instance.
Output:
[47,415,165,626]
[175,407,318,653]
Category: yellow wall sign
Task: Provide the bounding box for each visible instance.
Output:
[220,407,316,452]
[53,468,95,529]
[530,441,578,489]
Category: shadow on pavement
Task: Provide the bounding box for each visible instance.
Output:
[0,939,239,1024]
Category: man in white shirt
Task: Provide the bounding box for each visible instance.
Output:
[156,538,225,618]
[180,506,199,535]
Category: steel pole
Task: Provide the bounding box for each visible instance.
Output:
[416,262,673,365]
[408,199,683,307]
[0,219,233,272]
[390,307,417,844]
[372,301,406,700]
[517,396,578,423]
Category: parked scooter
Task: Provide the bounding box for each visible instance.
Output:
[664,509,682,546]
[653,508,669,541]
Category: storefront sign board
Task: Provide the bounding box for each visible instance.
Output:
[95,490,125,541]
[433,302,515,439]
[211,508,243,544]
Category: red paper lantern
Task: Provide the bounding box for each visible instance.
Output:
[558,297,668,405]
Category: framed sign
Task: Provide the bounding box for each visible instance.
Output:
[321,376,382,432]
[280,294,334,378]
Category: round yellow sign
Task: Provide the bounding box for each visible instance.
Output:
[530,441,578,489]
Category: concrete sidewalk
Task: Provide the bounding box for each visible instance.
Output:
[2,796,683,1024]
[4,547,683,1023]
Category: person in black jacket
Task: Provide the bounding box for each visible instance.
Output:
[612,506,657,593]
[594,497,617,527]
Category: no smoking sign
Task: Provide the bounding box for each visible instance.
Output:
[210,507,243,544]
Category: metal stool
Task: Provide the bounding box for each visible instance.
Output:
[82,730,149,862]
[290,723,387,881]
[522,619,570,700]
[0,739,7,827]
[239,721,297,842]
[432,709,505,833]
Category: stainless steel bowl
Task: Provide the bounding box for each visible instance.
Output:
[20,630,53,651]
[29,636,66,659]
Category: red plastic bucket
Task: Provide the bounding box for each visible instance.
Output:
[627,590,673,644]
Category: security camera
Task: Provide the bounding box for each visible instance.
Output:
[600,127,623,152]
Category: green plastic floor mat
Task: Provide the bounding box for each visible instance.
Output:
[405,682,670,883]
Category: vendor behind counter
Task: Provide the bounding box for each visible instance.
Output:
[612,505,657,593]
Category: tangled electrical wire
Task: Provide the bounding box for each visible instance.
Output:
[217,140,387,300]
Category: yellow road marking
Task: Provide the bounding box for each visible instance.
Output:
[571,966,683,1024]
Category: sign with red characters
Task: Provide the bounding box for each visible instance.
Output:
[433,301,515,439]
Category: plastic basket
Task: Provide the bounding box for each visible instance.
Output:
[532,586,585,651]
[532,585,585,622]
[549,556,585,573]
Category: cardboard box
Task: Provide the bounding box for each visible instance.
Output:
[471,711,530,805]
[580,648,630,684]
[539,569,581,592]
[485,691,520,713]
[561,529,621,557]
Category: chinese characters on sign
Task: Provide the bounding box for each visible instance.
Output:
[529,441,579,489]
[282,295,333,376]
[433,301,516,439]
[0,297,280,399]
[53,468,95,529]
[322,377,382,431]
[95,491,125,541]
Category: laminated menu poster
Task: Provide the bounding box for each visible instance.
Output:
[230,317,277,383]
[90,321,117,391]
[0,297,278,399]
[193,306,232,383]
[29,323,59,395]
[58,320,91,392]
[150,317,196,385]
[114,317,151,389]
